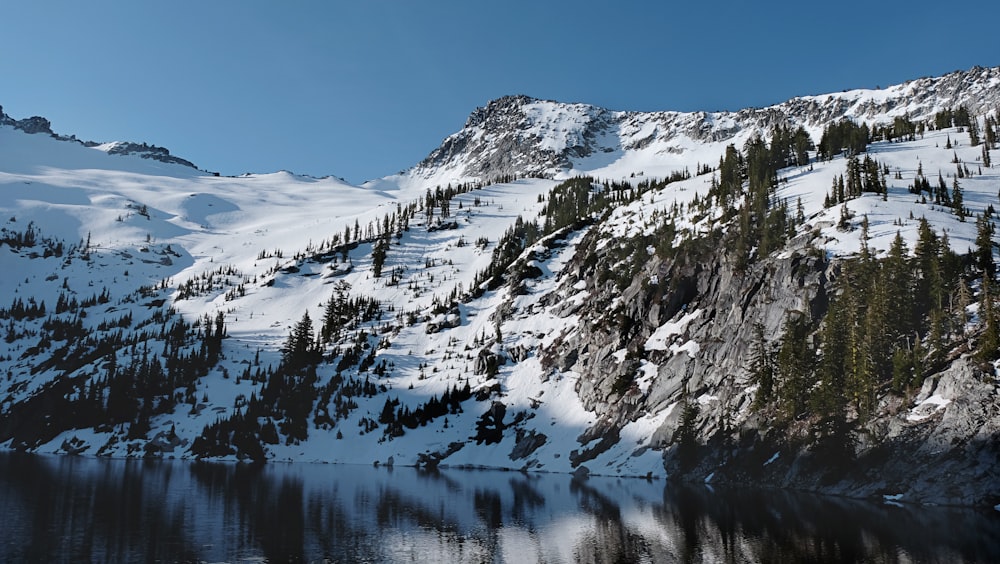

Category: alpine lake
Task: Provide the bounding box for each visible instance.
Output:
[0,452,997,563]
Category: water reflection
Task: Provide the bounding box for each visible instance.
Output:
[0,452,997,562]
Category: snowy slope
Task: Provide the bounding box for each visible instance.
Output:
[0,66,998,494]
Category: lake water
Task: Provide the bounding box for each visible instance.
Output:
[0,452,997,563]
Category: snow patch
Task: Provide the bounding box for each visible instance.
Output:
[696,394,718,406]
[906,394,951,422]
[670,340,700,359]
[635,360,658,394]
[644,309,701,351]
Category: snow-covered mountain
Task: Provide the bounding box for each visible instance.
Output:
[1,66,999,508]
[384,66,1000,187]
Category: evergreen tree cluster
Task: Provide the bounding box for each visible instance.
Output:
[378,381,472,439]
[934,106,972,130]
[0,221,70,258]
[870,117,921,142]
[1,302,228,452]
[191,281,386,456]
[984,113,998,149]
[823,155,888,207]
[902,163,970,219]
[540,177,606,232]
[175,264,249,301]
[817,120,870,160]
[767,124,814,169]
[718,133,806,269]
[473,174,699,295]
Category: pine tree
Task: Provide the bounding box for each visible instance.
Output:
[749,323,776,408]
[968,117,980,147]
[814,291,850,416]
[675,395,700,470]
[793,126,813,166]
[775,313,813,418]
[371,235,389,277]
[952,177,965,221]
[859,267,891,408]
[283,311,317,370]
[846,155,862,198]
[975,214,996,278]
[885,232,913,338]
[838,203,852,231]
[954,278,972,336]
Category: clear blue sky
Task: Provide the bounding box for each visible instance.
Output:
[2,1,997,183]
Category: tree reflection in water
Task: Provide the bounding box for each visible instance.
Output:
[0,452,997,562]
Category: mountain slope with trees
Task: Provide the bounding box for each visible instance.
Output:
[0,66,998,508]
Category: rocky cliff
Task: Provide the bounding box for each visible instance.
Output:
[524,214,999,507]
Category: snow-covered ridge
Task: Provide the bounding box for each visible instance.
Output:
[402,66,1000,187]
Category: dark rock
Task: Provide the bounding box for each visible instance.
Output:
[14,116,53,135]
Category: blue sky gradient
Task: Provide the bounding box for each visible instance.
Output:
[2,1,997,183]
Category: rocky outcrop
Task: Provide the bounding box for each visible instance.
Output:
[13,116,54,135]
[412,95,589,180]
[0,107,54,135]
[102,141,197,169]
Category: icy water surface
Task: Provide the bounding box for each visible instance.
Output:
[0,452,997,562]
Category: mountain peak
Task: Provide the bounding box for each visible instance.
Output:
[464,95,542,128]
[405,95,608,183]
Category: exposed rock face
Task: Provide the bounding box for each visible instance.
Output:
[102,141,198,168]
[0,107,55,136]
[411,94,607,180]
[473,346,506,376]
[13,116,54,135]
